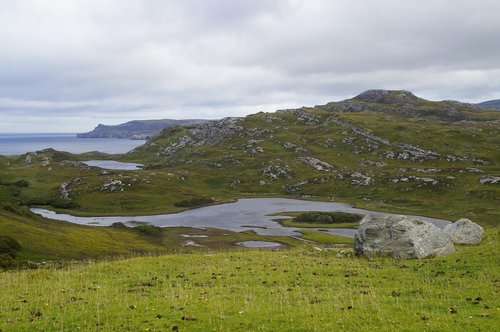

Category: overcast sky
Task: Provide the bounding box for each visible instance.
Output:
[1,0,499,133]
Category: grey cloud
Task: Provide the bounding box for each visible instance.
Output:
[0,0,499,132]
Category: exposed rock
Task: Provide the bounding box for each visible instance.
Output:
[391,175,439,186]
[354,214,454,259]
[444,219,485,245]
[246,128,274,138]
[243,139,265,154]
[59,182,71,200]
[473,157,491,165]
[282,142,308,153]
[163,135,194,156]
[360,160,385,167]
[299,157,334,172]
[282,180,308,195]
[101,179,124,192]
[465,167,484,173]
[336,249,354,258]
[479,176,500,185]
[350,172,374,186]
[189,117,244,146]
[58,178,83,200]
[266,115,284,123]
[295,110,321,125]
[261,159,292,180]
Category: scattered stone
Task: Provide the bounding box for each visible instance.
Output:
[466,167,484,173]
[444,218,485,245]
[164,135,194,156]
[261,160,292,180]
[479,176,500,185]
[101,179,124,192]
[350,172,374,186]
[354,214,454,259]
[336,250,354,258]
[391,175,438,186]
[182,241,204,247]
[299,157,335,172]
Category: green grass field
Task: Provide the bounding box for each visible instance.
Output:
[0,231,497,331]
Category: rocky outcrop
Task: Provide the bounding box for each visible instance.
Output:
[354,214,454,259]
[190,117,243,146]
[298,157,335,172]
[479,176,500,185]
[444,219,485,245]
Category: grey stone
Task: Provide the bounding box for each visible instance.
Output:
[444,218,485,245]
[354,214,454,259]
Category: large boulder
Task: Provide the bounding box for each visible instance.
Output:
[354,214,454,259]
[444,218,484,245]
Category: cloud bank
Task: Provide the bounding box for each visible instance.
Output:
[1,0,499,132]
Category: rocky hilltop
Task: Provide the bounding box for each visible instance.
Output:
[124,90,498,218]
[77,119,209,140]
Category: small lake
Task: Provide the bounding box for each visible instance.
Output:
[83,160,144,170]
[31,198,451,238]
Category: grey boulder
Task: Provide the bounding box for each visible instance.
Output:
[354,214,454,259]
[444,218,485,245]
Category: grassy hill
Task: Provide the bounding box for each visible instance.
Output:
[0,90,499,330]
[0,89,498,263]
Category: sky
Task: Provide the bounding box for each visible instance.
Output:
[1,0,499,133]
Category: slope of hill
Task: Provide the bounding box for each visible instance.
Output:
[77,119,209,139]
[1,89,498,263]
[478,99,500,110]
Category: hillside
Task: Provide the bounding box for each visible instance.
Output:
[478,99,500,110]
[0,89,499,264]
[77,119,209,139]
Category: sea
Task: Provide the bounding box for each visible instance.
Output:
[0,133,147,156]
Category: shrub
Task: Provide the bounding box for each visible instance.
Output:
[14,180,30,188]
[0,236,21,258]
[0,253,16,269]
[110,222,128,228]
[133,225,163,237]
[295,212,362,224]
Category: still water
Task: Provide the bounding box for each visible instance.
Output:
[32,198,451,238]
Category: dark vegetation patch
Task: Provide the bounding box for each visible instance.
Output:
[25,197,80,209]
[174,197,215,208]
[294,211,363,224]
[0,236,21,269]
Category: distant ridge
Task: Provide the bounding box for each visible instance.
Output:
[77,119,209,140]
[477,99,500,110]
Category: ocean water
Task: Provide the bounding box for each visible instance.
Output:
[0,133,146,156]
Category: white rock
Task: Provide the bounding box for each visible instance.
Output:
[354,214,454,259]
[444,218,485,245]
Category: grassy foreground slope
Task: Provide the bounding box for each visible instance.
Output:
[0,232,498,331]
